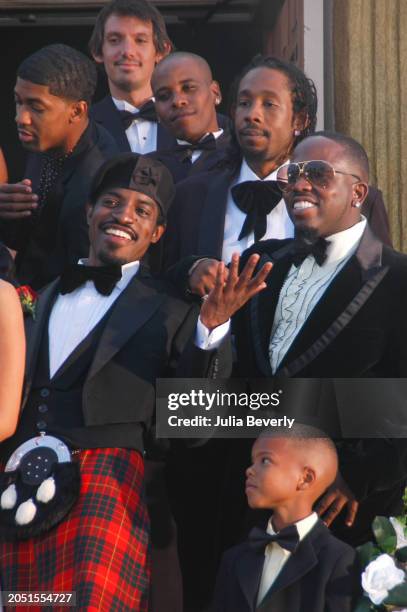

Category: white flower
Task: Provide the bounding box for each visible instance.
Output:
[361,553,405,605]
[390,517,407,549]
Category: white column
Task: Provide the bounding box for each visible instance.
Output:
[303,0,325,130]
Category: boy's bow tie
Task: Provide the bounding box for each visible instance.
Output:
[248,525,299,553]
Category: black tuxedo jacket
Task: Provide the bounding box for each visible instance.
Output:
[163,167,392,269]
[22,267,229,440]
[150,126,231,184]
[213,520,360,612]
[233,226,407,378]
[90,95,177,152]
[0,121,119,289]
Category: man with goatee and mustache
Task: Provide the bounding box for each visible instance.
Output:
[164,55,391,279]
[0,44,118,290]
[0,152,270,612]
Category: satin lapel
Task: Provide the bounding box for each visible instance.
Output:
[235,547,265,611]
[157,124,177,150]
[197,169,235,258]
[92,97,131,152]
[87,274,165,380]
[278,226,386,372]
[22,279,60,409]
[250,254,292,377]
[258,528,319,608]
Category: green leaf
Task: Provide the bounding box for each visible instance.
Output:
[395,545,407,562]
[357,541,381,568]
[383,581,407,606]
[353,596,374,612]
[372,516,397,553]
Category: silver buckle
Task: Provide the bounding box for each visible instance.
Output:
[5,432,71,473]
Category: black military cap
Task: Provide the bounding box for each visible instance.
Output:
[89,153,175,216]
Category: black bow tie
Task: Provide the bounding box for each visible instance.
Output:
[290,236,329,267]
[248,525,299,554]
[175,134,217,162]
[59,264,122,296]
[119,100,157,129]
[231,180,283,241]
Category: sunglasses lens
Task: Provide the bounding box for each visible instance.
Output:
[305,161,335,187]
[277,164,298,191]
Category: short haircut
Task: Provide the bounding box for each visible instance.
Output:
[259,423,338,459]
[153,51,213,81]
[17,44,96,105]
[309,130,370,180]
[231,54,318,142]
[89,0,173,57]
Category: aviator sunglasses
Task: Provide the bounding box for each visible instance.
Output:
[276,160,361,191]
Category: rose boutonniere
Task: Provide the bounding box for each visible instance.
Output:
[16,285,38,319]
[355,511,407,610]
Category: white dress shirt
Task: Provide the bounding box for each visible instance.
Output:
[112,97,158,154]
[269,218,367,373]
[48,260,228,378]
[257,512,318,605]
[176,129,224,164]
[222,158,294,263]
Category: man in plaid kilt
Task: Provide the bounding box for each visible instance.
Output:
[0,153,269,611]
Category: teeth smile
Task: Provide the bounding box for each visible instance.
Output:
[105,228,132,240]
[293,201,316,210]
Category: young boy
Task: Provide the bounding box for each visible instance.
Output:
[213,425,360,612]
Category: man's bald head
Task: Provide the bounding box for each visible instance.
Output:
[152,51,221,141]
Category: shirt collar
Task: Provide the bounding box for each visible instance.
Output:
[237,158,289,184]
[267,512,318,542]
[324,217,367,265]
[78,259,140,291]
[111,96,154,113]
[176,129,224,146]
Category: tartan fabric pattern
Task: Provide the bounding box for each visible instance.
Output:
[0,448,150,611]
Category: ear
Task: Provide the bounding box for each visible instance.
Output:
[92,51,105,65]
[297,466,316,491]
[151,223,166,244]
[156,41,172,64]
[293,111,310,136]
[210,80,222,106]
[69,101,88,123]
[352,181,369,205]
[86,202,93,226]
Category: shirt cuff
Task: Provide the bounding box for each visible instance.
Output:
[195,316,230,350]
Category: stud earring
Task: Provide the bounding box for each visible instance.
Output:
[294,129,301,136]
[215,98,221,105]
[352,200,361,208]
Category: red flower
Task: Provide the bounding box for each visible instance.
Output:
[16,285,38,319]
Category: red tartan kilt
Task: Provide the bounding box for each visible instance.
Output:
[0,448,150,611]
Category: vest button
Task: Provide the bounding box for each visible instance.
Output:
[40,388,50,398]
[38,404,48,413]
[36,420,47,430]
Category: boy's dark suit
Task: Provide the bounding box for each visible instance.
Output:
[213,520,360,612]
[164,167,392,269]
[234,225,407,377]
[90,95,177,152]
[3,266,230,612]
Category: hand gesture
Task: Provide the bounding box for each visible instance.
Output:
[200,253,272,331]
[189,258,227,297]
[0,179,38,220]
[314,472,359,527]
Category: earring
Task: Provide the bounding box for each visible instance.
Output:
[352,200,361,208]
[215,98,221,105]
[294,129,301,136]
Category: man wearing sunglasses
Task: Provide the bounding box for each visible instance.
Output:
[231,130,407,378]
